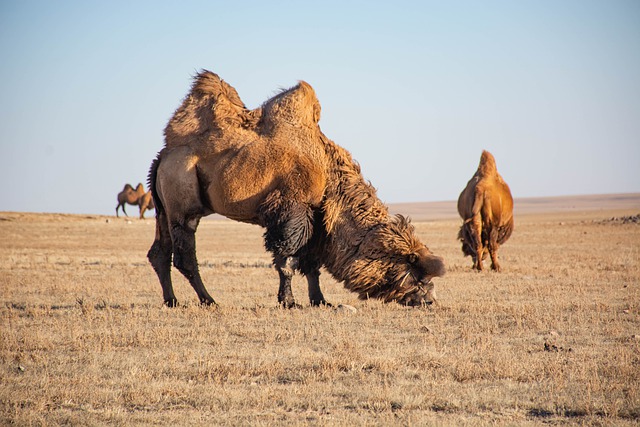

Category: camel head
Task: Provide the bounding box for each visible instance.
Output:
[347,216,446,306]
[394,246,446,306]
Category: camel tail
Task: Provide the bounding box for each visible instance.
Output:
[148,153,164,216]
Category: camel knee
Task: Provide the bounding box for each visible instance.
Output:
[148,240,171,272]
[170,225,199,278]
[276,256,298,278]
[173,254,197,278]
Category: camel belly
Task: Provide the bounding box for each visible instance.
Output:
[198,144,326,224]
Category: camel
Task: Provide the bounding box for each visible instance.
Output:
[138,191,155,219]
[457,150,514,271]
[147,70,445,308]
[115,183,146,218]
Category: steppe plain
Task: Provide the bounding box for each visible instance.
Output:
[1,193,639,425]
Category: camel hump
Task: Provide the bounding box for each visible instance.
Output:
[192,70,245,111]
[477,150,498,176]
[258,81,321,135]
[164,70,248,148]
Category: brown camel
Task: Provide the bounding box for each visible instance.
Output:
[147,70,445,308]
[138,191,155,219]
[115,183,146,218]
[457,150,514,271]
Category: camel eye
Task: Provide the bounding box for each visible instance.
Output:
[408,253,417,264]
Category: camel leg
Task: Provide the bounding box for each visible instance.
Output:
[152,147,215,306]
[469,216,484,271]
[274,255,300,308]
[122,204,129,217]
[147,211,177,306]
[170,218,216,305]
[260,193,315,308]
[306,268,330,307]
[488,228,502,272]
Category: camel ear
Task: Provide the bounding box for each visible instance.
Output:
[408,253,417,264]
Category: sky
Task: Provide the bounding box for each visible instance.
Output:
[1,0,639,216]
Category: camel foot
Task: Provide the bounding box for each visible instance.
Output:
[280,300,303,309]
[310,300,332,308]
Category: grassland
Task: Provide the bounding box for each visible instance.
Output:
[1,197,639,425]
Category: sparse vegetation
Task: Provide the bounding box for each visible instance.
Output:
[1,207,639,425]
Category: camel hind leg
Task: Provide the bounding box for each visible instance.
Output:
[148,211,177,306]
[170,219,215,305]
[461,218,484,271]
[469,215,484,271]
[151,148,215,306]
[488,227,502,272]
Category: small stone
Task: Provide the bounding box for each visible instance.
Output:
[336,304,357,313]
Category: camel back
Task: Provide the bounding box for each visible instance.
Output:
[164,71,324,149]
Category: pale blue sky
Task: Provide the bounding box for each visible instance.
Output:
[1,0,639,215]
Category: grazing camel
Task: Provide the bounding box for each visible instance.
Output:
[457,150,514,271]
[148,70,445,307]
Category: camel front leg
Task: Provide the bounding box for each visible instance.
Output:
[275,256,300,308]
[306,268,331,307]
[260,193,315,308]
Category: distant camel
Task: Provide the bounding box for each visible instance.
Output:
[457,150,514,271]
[138,191,155,219]
[115,183,146,218]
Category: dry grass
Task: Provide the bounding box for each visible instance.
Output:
[1,206,639,426]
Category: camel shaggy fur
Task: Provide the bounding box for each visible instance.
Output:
[457,150,514,271]
[116,183,146,218]
[147,70,445,307]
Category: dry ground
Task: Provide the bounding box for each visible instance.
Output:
[1,196,639,426]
